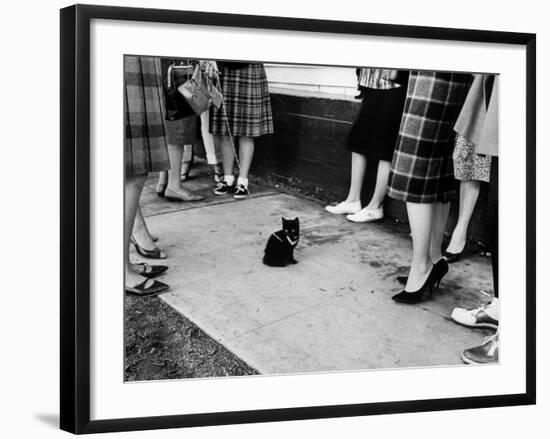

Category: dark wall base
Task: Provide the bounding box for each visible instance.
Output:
[253,93,490,246]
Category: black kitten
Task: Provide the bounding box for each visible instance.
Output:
[263,217,300,267]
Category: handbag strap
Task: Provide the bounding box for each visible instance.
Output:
[167,61,193,88]
[166,65,173,88]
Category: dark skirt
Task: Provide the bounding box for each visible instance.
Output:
[164,115,198,146]
[210,63,274,138]
[124,56,169,177]
[388,72,472,203]
[346,86,406,161]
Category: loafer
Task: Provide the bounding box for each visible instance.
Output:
[346,207,383,223]
[125,279,170,297]
[325,201,361,215]
[164,188,204,202]
[134,263,169,279]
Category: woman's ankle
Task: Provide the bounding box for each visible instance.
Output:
[125,265,143,286]
[344,197,361,204]
[447,228,467,252]
[410,260,432,276]
[365,200,383,210]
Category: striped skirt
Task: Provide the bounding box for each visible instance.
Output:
[124,56,169,177]
[388,72,472,203]
[210,63,274,138]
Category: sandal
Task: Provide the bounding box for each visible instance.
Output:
[131,235,167,259]
[133,263,169,279]
[125,278,170,297]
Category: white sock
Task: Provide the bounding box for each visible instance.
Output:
[486,298,499,320]
[237,177,249,187]
[224,175,235,186]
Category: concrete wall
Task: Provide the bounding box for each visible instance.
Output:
[264,64,358,98]
[253,91,490,246]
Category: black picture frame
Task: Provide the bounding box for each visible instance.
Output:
[60,4,536,434]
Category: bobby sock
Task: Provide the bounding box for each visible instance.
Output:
[237,177,249,187]
[224,175,235,186]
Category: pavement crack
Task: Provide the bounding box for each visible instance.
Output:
[225,302,326,342]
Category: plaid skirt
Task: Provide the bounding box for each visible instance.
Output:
[124,56,169,177]
[388,72,472,203]
[209,63,274,137]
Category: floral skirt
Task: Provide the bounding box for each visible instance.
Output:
[453,134,491,182]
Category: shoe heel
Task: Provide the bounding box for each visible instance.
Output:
[155,183,167,198]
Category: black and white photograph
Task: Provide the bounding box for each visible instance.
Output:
[124,57,500,381]
[52,2,540,435]
[3,0,547,436]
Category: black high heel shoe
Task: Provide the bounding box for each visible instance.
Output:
[392,270,435,304]
[444,242,466,263]
[396,258,449,287]
[392,259,449,304]
[432,258,449,289]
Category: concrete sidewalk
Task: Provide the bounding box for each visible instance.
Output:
[135,164,494,374]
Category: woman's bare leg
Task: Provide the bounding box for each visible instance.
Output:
[405,202,434,291]
[125,174,147,287]
[365,159,391,210]
[237,136,254,181]
[217,134,236,179]
[345,152,367,203]
[431,202,451,262]
[447,180,480,253]
[132,205,164,256]
[164,142,202,199]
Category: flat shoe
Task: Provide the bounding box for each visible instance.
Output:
[347,207,383,223]
[325,201,361,215]
[164,188,204,202]
[125,278,170,297]
[134,263,169,279]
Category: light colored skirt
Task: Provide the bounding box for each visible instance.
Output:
[453,134,491,182]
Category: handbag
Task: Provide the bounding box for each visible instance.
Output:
[164,63,195,121]
[178,65,223,115]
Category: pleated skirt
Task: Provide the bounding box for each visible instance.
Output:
[210,63,274,138]
[124,56,169,177]
[388,72,472,203]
